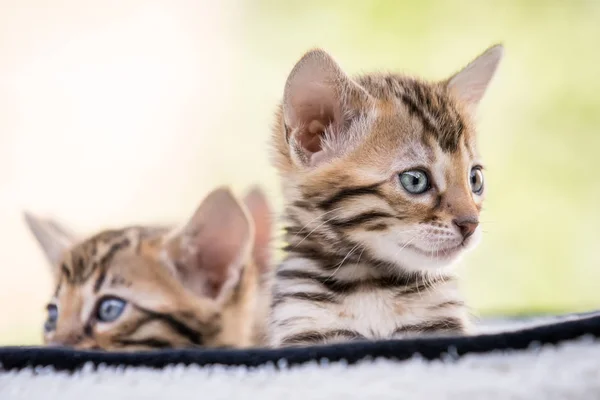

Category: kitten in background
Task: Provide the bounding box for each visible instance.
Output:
[269,45,503,346]
[25,186,272,351]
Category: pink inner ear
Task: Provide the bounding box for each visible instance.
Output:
[287,83,339,154]
[297,119,329,153]
[447,44,504,111]
[283,49,374,165]
[185,227,244,297]
[169,189,251,299]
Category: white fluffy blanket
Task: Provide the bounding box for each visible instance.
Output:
[1,314,599,399]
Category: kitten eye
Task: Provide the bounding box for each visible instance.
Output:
[96,297,127,323]
[45,304,58,332]
[470,167,484,194]
[399,170,430,194]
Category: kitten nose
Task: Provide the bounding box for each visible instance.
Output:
[453,217,479,239]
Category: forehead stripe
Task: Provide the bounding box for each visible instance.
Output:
[93,267,108,293]
[365,75,468,153]
[92,238,131,293]
[398,92,439,136]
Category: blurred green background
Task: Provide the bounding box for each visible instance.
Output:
[241,0,600,315]
[0,0,598,344]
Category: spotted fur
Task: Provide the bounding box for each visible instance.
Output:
[25,187,272,351]
[269,45,503,346]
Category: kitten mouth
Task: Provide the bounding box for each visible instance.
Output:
[403,243,464,260]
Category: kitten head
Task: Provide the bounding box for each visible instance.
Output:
[24,187,272,351]
[273,45,503,273]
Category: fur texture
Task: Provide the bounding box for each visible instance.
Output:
[269,45,503,346]
[24,187,272,351]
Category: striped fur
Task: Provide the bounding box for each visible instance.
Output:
[269,45,503,346]
[25,187,272,351]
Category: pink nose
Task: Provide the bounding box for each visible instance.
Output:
[453,217,479,239]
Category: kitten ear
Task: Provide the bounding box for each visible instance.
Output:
[242,186,272,274]
[283,49,372,166]
[446,44,504,113]
[23,212,76,270]
[164,187,252,303]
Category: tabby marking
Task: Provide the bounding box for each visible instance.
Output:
[25,187,272,351]
[269,45,503,346]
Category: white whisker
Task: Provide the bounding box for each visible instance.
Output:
[294,212,344,247]
[290,207,343,240]
[325,242,361,281]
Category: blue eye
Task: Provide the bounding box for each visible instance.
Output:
[96,297,126,322]
[470,167,484,194]
[45,304,58,332]
[399,170,430,194]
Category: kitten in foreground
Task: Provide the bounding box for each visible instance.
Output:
[24,187,272,351]
[270,45,503,346]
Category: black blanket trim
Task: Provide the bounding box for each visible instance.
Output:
[1,312,599,372]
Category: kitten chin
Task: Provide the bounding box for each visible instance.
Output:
[361,225,483,273]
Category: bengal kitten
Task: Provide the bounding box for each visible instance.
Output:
[25,187,272,351]
[269,45,503,346]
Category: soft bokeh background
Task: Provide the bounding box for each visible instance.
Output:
[1,0,599,344]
